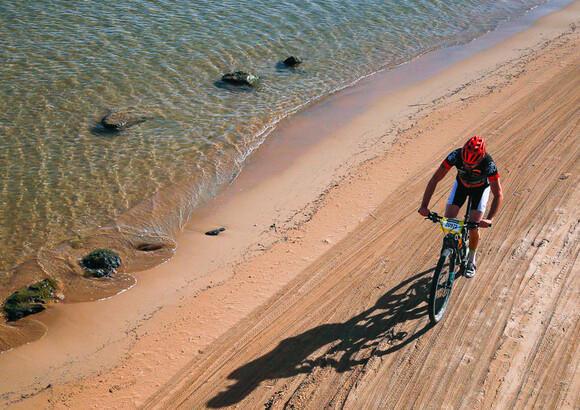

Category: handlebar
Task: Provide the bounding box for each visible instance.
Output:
[426,212,442,223]
[425,212,481,229]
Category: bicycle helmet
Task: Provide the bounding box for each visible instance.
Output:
[461,136,486,165]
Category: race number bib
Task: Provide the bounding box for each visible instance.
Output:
[440,218,463,234]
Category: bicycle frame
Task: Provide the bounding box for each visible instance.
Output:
[425,197,479,323]
[428,197,476,276]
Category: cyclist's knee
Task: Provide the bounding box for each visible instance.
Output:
[469,210,484,223]
[445,204,460,218]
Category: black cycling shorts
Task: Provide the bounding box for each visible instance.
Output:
[447,179,491,212]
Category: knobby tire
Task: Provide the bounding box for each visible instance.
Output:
[429,247,455,324]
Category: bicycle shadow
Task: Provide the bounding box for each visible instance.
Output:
[207,267,435,408]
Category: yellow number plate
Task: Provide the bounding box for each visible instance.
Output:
[440,218,463,234]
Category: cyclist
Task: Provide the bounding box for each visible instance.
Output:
[418,136,503,278]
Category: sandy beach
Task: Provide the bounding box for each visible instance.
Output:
[1,1,579,408]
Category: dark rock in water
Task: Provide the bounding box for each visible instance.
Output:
[221,71,260,86]
[205,227,226,236]
[100,110,151,131]
[276,56,304,71]
[3,279,59,322]
[283,56,303,67]
[80,249,122,278]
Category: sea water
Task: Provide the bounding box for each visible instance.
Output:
[0,0,553,289]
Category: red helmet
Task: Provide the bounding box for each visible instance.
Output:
[462,136,486,165]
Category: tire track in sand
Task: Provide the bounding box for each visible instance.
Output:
[142,30,580,410]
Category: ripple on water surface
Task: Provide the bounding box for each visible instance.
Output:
[0,0,547,338]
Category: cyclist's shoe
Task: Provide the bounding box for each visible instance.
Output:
[465,262,476,278]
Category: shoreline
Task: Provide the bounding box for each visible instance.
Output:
[1,0,579,407]
[0,0,573,333]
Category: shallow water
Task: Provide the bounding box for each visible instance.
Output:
[1,0,559,347]
[0,0,553,275]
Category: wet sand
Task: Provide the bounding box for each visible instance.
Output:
[1,1,579,408]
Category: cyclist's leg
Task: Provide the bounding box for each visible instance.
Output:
[446,204,460,218]
[468,210,483,250]
[471,185,491,215]
[445,180,465,218]
[467,186,491,265]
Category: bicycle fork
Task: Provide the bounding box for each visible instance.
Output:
[441,234,459,286]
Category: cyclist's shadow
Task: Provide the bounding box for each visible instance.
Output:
[207,268,435,408]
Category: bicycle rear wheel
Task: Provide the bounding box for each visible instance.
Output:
[429,247,456,323]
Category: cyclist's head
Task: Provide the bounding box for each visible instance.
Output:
[461,136,486,166]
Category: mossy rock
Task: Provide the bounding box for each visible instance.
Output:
[3,279,59,322]
[80,249,122,278]
[221,71,260,86]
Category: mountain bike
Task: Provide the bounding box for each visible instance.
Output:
[424,197,479,323]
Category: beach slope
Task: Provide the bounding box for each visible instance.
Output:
[2,2,579,409]
[142,15,580,410]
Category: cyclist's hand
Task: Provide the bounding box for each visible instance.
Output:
[480,218,493,228]
[418,206,430,217]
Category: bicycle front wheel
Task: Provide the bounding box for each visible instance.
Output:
[429,247,456,324]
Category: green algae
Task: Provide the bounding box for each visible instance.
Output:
[3,279,59,322]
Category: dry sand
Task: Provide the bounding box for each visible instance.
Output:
[1,1,579,408]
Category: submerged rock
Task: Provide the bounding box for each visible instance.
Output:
[220,71,260,86]
[283,56,303,67]
[136,243,165,252]
[100,110,151,131]
[3,279,59,322]
[80,249,122,278]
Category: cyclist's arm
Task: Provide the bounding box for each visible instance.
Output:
[419,165,449,215]
[480,177,503,227]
